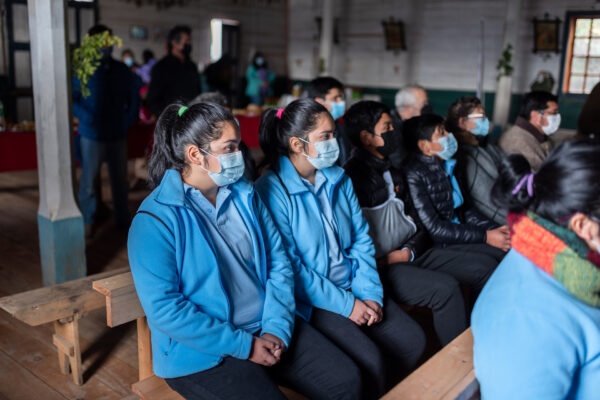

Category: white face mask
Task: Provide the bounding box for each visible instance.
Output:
[542,113,561,136]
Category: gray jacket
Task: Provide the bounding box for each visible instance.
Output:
[456,144,507,226]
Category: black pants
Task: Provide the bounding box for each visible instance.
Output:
[165,317,361,400]
[310,297,426,399]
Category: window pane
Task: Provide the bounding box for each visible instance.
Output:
[14,51,31,88]
[569,75,585,93]
[576,19,592,37]
[574,38,590,56]
[588,58,600,74]
[12,4,29,43]
[592,19,600,36]
[591,38,600,56]
[572,57,587,74]
[585,76,600,93]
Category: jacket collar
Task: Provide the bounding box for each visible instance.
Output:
[416,153,443,166]
[277,155,345,195]
[155,169,254,207]
[515,116,547,143]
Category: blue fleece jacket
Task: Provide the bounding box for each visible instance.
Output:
[127,170,295,378]
[472,250,600,400]
[255,156,383,321]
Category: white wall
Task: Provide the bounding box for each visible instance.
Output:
[289,0,600,93]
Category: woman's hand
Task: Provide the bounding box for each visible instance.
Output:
[248,336,281,366]
[486,225,511,252]
[363,300,383,325]
[261,333,285,359]
[349,299,379,326]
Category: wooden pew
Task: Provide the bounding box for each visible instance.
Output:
[382,328,479,400]
[0,267,129,385]
[92,272,305,400]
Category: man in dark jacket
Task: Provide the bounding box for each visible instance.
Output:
[72,25,140,237]
[344,101,495,345]
[146,25,201,117]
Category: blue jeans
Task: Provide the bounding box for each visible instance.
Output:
[78,136,129,227]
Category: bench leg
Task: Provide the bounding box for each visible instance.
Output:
[137,317,153,381]
[53,315,83,385]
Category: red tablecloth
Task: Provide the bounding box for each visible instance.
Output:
[0,116,261,173]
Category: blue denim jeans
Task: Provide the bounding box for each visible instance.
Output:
[78,136,129,227]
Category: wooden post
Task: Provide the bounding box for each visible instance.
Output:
[492,0,523,130]
[318,0,334,76]
[27,0,86,285]
[53,314,83,385]
[137,317,154,381]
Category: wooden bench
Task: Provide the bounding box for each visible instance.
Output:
[0,267,129,385]
[92,272,305,400]
[383,328,479,400]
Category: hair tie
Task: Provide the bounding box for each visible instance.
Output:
[276,108,284,119]
[512,172,535,197]
[178,106,188,117]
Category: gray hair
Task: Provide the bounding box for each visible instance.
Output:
[395,84,425,109]
[189,92,228,108]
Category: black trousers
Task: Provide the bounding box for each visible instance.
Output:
[310,297,426,399]
[165,317,361,400]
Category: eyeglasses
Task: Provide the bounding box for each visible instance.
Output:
[467,113,487,120]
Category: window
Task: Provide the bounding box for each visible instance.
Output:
[210,18,240,62]
[563,15,600,94]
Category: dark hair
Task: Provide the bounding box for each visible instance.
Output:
[344,101,390,148]
[167,25,191,52]
[492,139,600,223]
[148,102,238,187]
[403,113,445,153]
[519,91,558,120]
[446,96,481,134]
[142,49,155,64]
[88,24,112,36]
[259,98,331,170]
[307,77,344,100]
[121,49,134,58]
[190,92,229,108]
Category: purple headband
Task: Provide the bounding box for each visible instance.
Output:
[276,108,284,119]
[512,172,535,197]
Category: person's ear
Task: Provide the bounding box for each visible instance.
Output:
[569,213,595,242]
[314,97,329,110]
[359,130,373,147]
[186,145,205,167]
[417,139,431,155]
[458,117,468,131]
[530,110,542,126]
[288,136,304,154]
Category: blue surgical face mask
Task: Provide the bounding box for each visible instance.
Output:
[124,57,134,67]
[199,149,245,186]
[435,133,458,160]
[329,100,346,120]
[298,137,340,169]
[469,114,490,136]
[255,57,265,66]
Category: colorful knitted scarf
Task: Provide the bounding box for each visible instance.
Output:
[508,211,600,307]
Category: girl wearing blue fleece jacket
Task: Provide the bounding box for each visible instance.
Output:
[128,102,361,400]
[256,99,426,399]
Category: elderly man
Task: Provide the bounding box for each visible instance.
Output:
[389,85,432,168]
[498,91,559,171]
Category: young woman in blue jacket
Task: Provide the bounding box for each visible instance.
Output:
[472,139,600,399]
[128,102,361,399]
[255,99,426,399]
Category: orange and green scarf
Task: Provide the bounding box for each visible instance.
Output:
[508,211,600,307]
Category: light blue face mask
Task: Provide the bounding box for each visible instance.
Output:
[199,149,245,186]
[469,116,490,136]
[435,133,458,160]
[298,137,340,169]
[329,100,346,120]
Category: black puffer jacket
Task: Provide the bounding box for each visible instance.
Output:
[344,148,431,257]
[405,154,497,245]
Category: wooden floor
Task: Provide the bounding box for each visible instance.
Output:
[0,166,149,399]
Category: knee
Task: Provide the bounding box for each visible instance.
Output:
[429,276,463,309]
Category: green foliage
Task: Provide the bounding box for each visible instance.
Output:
[72,31,122,98]
[496,44,514,80]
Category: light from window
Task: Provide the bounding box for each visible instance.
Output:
[564,17,600,94]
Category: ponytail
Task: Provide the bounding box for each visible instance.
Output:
[148,102,237,187]
[492,139,600,223]
[258,98,330,171]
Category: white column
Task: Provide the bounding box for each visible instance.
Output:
[28,0,86,285]
[318,0,334,76]
[492,0,523,129]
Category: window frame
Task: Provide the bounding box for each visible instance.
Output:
[559,10,600,98]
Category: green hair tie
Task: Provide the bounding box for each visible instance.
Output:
[178,106,188,117]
